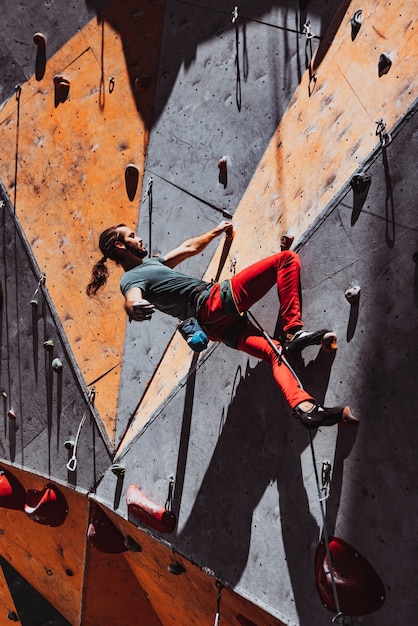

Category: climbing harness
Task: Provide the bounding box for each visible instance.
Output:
[66,387,95,472]
[245,310,346,624]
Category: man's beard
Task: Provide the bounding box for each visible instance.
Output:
[125,240,148,259]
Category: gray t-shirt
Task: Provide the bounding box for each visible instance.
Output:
[120,257,210,320]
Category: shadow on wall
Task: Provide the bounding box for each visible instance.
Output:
[86,0,347,128]
[175,353,357,623]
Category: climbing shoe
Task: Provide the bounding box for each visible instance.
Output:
[284,328,333,353]
[294,404,359,430]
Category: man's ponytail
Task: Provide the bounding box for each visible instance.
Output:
[86,224,126,297]
[86,257,109,296]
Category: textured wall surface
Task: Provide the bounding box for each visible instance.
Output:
[0,0,417,624]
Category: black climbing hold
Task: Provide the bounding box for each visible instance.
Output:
[125,164,139,201]
[378,53,392,77]
[350,173,371,194]
[124,535,142,552]
[351,9,362,40]
[167,562,186,575]
[53,75,70,106]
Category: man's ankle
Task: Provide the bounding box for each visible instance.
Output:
[295,400,314,413]
[286,326,303,340]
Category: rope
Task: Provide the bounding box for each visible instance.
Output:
[147,169,233,219]
[246,309,345,623]
[142,177,153,256]
[308,431,344,623]
[66,388,95,472]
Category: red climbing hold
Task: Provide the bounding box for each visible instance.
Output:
[0,469,26,510]
[315,536,385,616]
[126,484,176,534]
[24,484,68,527]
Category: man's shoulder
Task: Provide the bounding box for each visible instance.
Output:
[120,257,166,288]
[124,257,165,275]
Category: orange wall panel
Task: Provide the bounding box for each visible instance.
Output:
[0,2,165,444]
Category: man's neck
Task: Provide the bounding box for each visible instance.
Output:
[121,256,144,272]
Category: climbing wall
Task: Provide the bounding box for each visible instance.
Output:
[0,0,417,624]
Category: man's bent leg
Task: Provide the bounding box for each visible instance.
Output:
[236,323,359,429]
[230,251,302,332]
[236,322,313,408]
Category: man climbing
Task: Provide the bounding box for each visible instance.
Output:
[86,220,358,430]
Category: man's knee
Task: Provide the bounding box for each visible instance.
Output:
[278,249,300,268]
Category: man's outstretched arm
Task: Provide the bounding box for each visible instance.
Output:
[163,220,234,268]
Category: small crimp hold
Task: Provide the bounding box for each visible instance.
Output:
[33,32,46,47]
[280,235,294,251]
[378,53,392,77]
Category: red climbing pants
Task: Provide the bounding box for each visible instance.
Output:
[199,250,314,409]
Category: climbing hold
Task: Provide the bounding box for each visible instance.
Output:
[280,235,294,251]
[345,285,361,303]
[1,474,13,495]
[218,156,228,188]
[315,536,385,615]
[350,10,362,40]
[53,74,70,89]
[30,298,38,307]
[0,469,26,510]
[43,339,54,351]
[378,53,392,77]
[33,32,46,47]
[53,75,70,105]
[87,503,128,554]
[51,358,62,372]
[350,173,371,195]
[7,611,19,622]
[7,410,16,420]
[218,157,227,173]
[321,331,338,353]
[124,535,142,552]
[24,484,68,527]
[111,464,125,477]
[64,439,74,451]
[125,164,139,201]
[167,562,186,575]
[126,484,177,533]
